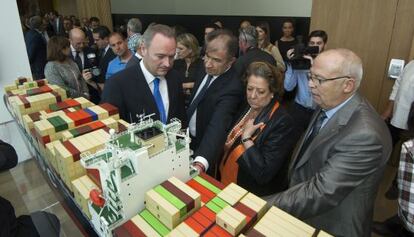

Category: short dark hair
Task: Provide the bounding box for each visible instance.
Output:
[206,29,238,58]
[89,17,100,23]
[93,25,111,39]
[109,31,126,41]
[309,30,328,43]
[47,36,70,62]
[282,19,295,28]
[204,23,220,31]
[244,61,284,98]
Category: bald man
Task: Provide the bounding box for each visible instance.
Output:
[69,28,100,103]
[267,49,392,237]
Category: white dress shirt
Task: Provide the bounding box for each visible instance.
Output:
[71,45,84,69]
[189,73,218,171]
[139,60,169,118]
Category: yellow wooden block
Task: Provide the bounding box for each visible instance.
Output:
[175,222,199,237]
[241,193,267,218]
[217,189,239,206]
[263,207,310,236]
[253,222,279,237]
[259,212,298,237]
[226,183,248,201]
[145,189,180,229]
[131,214,161,237]
[216,206,246,236]
[166,228,186,237]
[269,207,315,235]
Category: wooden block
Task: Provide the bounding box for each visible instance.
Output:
[240,193,267,219]
[114,220,146,237]
[186,179,215,204]
[176,222,199,237]
[217,190,239,206]
[145,189,180,229]
[131,214,161,237]
[269,207,315,235]
[166,228,186,237]
[140,209,170,236]
[193,176,221,194]
[192,211,214,229]
[169,177,201,202]
[198,206,216,222]
[209,225,232,237]
[253,222,278,237]
[161,180,195,213]
[184,216,205,235]
[216,206,246,236]
[154,185,187,218]
[198,172,226,190]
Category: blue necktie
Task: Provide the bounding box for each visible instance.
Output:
[187,75,213,118]
[153,78,167,124]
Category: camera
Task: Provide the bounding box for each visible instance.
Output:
[86,53,101,76]
[289,36,320,70]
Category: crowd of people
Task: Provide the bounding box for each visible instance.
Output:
[19,11,414,237]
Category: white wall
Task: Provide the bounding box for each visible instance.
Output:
[111,0,312,17]
[0,0,33,162]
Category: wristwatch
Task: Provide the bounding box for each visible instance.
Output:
[241,137,252,143]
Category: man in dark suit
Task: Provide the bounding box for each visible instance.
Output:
[101,24,186,124]
[189,29,243,177]
[92,26,116,89]
[69,28,101,103]
[267,48,392,237]
[49,11,64,36]
[24,16,47,80]
[233,25,276,78]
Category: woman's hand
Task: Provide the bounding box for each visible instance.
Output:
[242,119,264,139]
[82,69,93,81]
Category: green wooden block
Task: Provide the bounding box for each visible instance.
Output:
[206,200,222,214]
[49,104,60,111]
[69,128,80,138]
[211,196,229,209]
[47,116,68,133]
[140,209,170,236]
[194,176,221,194]
[154,185,186,217]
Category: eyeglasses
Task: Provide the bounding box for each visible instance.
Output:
[307,72,351,85]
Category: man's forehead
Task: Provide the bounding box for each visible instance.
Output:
[309,36,323,42]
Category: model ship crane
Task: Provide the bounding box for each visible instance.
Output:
[80,114,192,237]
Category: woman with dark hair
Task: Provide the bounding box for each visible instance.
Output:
[275,19,297,62]
[44,36,90,98]
[256,21,285,72]
[173,33,204,106]
[219,62,299,196]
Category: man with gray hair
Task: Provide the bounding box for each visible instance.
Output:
[233,25,276,78]
[127,18,143,53]
[101,24,186,124]
[24,15,47,80]
[267,48,392,237]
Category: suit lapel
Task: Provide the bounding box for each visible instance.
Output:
[291,93,363,171]
[135,65,159,118]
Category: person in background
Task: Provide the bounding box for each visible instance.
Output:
[62,17,73,38]
[200,23,220,57]
[25,15,47,80]
[126,18,143,53]
[173,33,204,107]
[92,25,115,89]
[256,21,285,72]
[275,19,297,62]
[234,25,276,79]
[105,32,133,80]
[44,36,90,98]
[239,20,252,30]
[219,62,298,196]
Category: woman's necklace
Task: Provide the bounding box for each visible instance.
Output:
[225,108,252,146]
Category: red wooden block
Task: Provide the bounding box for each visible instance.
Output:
[37,79,46,86]
[28,112,41,122]
[185,217,205,234]
[87,168,102,189]
[89,121,105,130]
[100,103,119,116]
[193,211,214,228]
[199,172,226,190]
[40,135,51,146]
[62,140,81,161]
[65,99,81,107]
[161,180,195,212]
[210,225,232,237]
[50,91,62,102]
[202,231,218,237]
[122,220,146,237]
[234,202,257,223]
[199,206,216,222]
[186,179,215,203]
[18,95,31,108]
[118,122,127,132]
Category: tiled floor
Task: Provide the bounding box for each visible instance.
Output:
[0,157,400,237]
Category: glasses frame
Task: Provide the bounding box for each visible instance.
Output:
[307,72,351,85]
